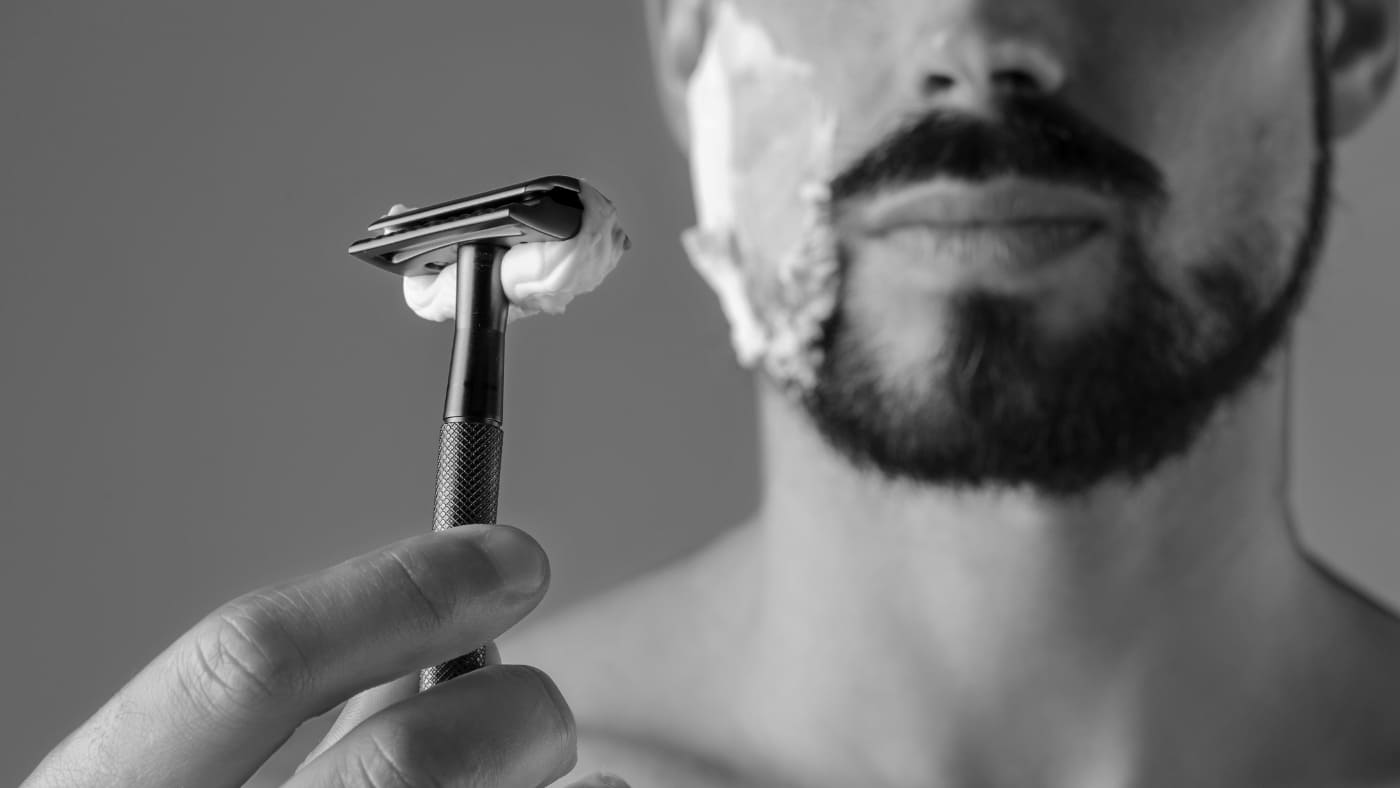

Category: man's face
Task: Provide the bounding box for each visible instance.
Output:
[677,1,1361,492]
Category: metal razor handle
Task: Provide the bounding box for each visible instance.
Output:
[420,420,504,691]
[419,243,511,693]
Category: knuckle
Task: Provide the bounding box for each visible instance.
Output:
[372,528,529,629]
[371,542,474,630]
[179,590,311,713]
[347,719,442,788]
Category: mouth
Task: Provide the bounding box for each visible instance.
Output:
[852,176,1118,230]
[843,178,1117,274]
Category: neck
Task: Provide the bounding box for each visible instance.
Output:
[732,352,1361,786]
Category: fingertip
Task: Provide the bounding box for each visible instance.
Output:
[480,640,502,666]
[477,524,551,598]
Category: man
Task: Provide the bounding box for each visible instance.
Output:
[23,1,1400,786]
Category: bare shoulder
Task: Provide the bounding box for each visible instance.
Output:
[1306,558,1400,779]
[504,524,768,787]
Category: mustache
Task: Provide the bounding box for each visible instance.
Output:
[830,96,1168,207]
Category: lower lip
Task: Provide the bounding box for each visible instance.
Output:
[872,220,1105,274]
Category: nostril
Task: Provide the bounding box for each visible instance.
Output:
[922,73,957,94]
[993,69,1042,95]
[916,37,1066,100]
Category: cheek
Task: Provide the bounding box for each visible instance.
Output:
[1144,102,1316,316]
[1115,5,1317,300]
[693,2,840,284]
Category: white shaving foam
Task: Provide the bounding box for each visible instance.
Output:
[401,180,629,323]
[682,1,841,393]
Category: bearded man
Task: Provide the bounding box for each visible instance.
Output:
[24,1,1400,786]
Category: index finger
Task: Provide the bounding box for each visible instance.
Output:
[26,524,548,788]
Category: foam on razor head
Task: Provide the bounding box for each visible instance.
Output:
[682,0,841,394]
[402,180,630,323]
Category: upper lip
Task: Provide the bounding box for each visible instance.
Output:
[847,177,1117,235]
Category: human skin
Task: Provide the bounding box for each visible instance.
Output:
[513,1,1400,786]
[19,525,620,787]
[23,2,1400,787]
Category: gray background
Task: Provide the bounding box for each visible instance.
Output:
[1,2,1395,783]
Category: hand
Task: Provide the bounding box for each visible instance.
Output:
[21,524,624,787]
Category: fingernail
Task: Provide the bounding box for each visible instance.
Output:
[478,525,547,595]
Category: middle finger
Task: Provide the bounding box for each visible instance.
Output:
[284,663,577,788]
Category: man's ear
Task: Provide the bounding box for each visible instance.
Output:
[1323,0,1399,137]
[646,0,710,150]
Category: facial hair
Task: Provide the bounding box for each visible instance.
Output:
[801,17,1331,495]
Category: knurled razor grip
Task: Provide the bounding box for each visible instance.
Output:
[348,176,585,691]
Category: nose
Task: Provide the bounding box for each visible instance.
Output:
[915,24,1068,105]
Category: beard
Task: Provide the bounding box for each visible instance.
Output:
[799,26,1331,496]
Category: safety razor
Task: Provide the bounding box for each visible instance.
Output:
[348,175,584,691]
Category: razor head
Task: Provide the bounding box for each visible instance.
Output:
[348,175,584,276]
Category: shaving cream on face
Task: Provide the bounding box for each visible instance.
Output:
[682,1,842,393]
[402,180,630,323]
